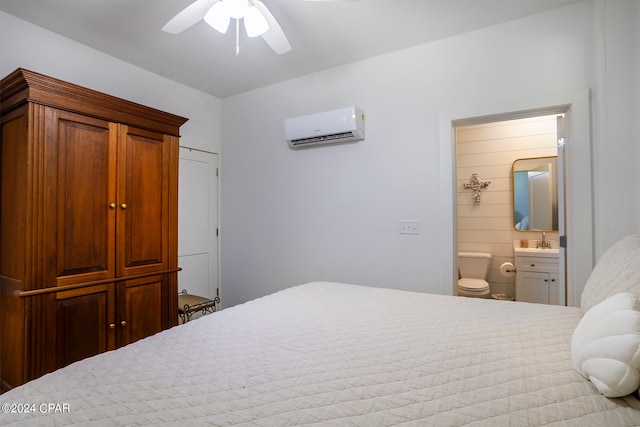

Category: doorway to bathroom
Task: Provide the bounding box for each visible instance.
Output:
[454,112,564,303]
[441,90,592,307]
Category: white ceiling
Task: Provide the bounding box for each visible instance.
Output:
[0,0,581,98]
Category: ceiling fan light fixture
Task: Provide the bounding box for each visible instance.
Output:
[244,5,269,37]
[224,0,249,20]
[204,1,231,33]
[163,0,292,55]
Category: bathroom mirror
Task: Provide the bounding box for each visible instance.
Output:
[512,156,558,231]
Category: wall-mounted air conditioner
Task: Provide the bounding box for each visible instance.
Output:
[284,106,365,148]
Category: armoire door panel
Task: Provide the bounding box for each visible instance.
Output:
[117,126,169,276]
[55,284,116,370]
[117,276,164,347]
[50,110,117,287]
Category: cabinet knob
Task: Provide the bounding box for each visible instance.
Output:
[120,320,127,327]
[109,203,116,209]
[109,323,116,329]
[121,203,127,210]
[530,264,535,267]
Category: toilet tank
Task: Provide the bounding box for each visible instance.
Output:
[458,252,492,279]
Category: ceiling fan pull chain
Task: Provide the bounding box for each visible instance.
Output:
[235,19,240,57]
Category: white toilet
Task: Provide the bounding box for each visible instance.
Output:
[458,252,492,298]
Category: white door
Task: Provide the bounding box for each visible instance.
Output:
[178,147,219,301]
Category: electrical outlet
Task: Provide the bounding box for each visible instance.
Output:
[399,220,419,235]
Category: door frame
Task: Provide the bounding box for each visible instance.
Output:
[177,146,220,303]
[439,89,592,307]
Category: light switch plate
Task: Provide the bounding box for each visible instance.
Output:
[400,220,419,235]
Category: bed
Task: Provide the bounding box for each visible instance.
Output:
[3,235,640,426]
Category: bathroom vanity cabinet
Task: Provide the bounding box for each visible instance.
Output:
[514,243,560,305]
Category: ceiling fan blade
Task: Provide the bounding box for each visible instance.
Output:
[162,0,218,34]
[252,0,291,54]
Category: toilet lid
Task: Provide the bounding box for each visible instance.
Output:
[458,278,489,291]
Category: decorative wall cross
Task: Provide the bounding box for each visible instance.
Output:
[463,173,491,207]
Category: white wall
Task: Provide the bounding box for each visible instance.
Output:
[590,0,638,255]
[0,11,222,154]
[220,2,615,307]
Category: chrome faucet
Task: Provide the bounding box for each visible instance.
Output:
[539,231,550,249]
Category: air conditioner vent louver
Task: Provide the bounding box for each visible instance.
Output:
[285,107,364,149]
[290,131,356,146]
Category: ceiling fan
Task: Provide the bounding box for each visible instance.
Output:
[162,0,356,55]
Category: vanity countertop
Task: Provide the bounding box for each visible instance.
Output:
[513,240,559,257]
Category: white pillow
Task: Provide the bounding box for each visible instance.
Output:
[581,234,640,312]
[572,292,640,397]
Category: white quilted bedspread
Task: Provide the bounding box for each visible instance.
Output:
[3,282,640,426]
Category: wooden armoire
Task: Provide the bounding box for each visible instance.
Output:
[0,69,188,390]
